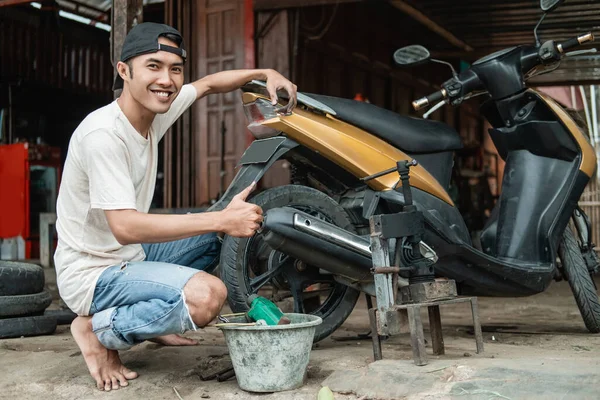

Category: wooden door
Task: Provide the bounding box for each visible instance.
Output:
[197,0,248,203]
[164,0,248,206]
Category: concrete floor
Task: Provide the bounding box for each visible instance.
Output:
[0,269,599,399]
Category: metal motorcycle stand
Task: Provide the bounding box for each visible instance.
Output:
[366,160,484,366]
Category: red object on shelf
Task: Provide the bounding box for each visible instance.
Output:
[0,143,61,259]
[0,144,27,239]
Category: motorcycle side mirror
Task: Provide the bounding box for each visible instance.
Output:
[393,45,431,67]
[535,0,565,45]
[540,0,564,12]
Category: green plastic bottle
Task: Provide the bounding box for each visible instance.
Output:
[246,294,291,325]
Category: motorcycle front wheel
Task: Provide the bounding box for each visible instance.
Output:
[219,185,361,342]
[559,226,600,333]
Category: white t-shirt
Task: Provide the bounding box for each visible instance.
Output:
[55,84,197,316]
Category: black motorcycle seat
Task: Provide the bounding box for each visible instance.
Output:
[303,93,463,153]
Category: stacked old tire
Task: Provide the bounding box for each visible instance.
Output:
[0,261,57,339]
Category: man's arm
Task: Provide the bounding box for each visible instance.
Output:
[105,183,262,245]
[105,210,222,245]
[191,69,297,110]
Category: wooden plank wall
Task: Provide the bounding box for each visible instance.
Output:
[163,0,195,208]
[0,6,112,97]
[290,2,462,124]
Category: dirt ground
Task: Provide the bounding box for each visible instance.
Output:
[0,269,599,400]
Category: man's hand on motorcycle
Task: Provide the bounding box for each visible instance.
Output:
[220,182,264,238]
[265,69,298,114]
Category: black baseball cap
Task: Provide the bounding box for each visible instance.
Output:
[113,22,187,90]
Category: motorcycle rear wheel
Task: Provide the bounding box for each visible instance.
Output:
[559,227,600,333]
[219,185,361,342]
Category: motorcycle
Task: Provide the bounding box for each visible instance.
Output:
[210,0,600,341]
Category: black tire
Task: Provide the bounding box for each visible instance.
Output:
[44,309,77,325]
[220,185,361,342]
[0,261,45,296]
[0,290,53,318]
[558,227,600,333]
[0,315,57,339]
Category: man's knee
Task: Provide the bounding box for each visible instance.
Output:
[183,272,227,326]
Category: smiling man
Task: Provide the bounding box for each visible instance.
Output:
[54,22,297,391]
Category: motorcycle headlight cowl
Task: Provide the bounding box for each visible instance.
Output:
[243,98,281,139]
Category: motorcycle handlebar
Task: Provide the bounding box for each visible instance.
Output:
[412,88,447,111]
[411,32,593,111]
[557,32,594,54]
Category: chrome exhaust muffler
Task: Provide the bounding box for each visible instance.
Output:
[259,207,373,282]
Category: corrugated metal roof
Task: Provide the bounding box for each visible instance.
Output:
[71,0,162,11]
[54,0,110,23]
[75,0,113,11]
[54,0,163,23]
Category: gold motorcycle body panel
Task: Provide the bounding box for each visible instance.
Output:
[242,93,454,206]
[534,90,597,177]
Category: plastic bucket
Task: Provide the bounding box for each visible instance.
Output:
[219,313,322,392]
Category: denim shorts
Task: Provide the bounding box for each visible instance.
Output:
[89,233,221,350]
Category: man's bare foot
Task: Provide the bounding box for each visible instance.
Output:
[149,334,198,346]
[71,316,138,391]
